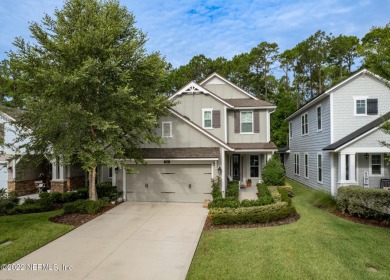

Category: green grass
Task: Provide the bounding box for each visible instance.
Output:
[187,179,390,280]
[0,210,73,265]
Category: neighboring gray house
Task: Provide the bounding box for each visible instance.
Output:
[280,69,390,195]
[110,73,277,202]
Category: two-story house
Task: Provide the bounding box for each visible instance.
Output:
[111,73,277,202]
[280,69,390,195]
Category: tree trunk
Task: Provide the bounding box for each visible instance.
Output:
[89,166,98,201]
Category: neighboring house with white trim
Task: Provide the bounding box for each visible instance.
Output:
[110,73,277,202]
[280,69,390,195]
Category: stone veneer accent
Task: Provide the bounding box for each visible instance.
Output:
[8,180,37,196]
[51,180,67,193]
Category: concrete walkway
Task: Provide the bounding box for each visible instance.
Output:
[0,202,208,280]
[239,185,258,201]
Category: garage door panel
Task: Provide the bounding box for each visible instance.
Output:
[126,164,212,202]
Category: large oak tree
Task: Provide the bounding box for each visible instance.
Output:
[5,0,173,200]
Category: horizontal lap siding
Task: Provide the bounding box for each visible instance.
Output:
[286,97,332,193]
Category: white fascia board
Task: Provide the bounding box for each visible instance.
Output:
[286,69,373,121]
[334,126,380,152]
[169,81,234,108]
[199,72,259,100]
[125,158,218,163]
[233,106,277,110]
[231,149,278,153]
[169,109,234,151]
[0,112,16,122]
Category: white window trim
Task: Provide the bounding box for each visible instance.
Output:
[108,167,112,179]
[353,96,368,116]
[304,153,309,179]
[202,108,213,129]
[289,121,292,139]
[317,153,323,184]
[240,110,254,134]
[162,121,172,138]
[316,105,322,132]
[294,153,300,176]
[369,154,383,176]
[249,155,260,178]
[301,113,308,135]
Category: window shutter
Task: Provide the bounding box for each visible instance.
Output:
[212,110,221,128]
[367,99,378,115]
[254,110,260,133]
[234,111,240,133]
[0,123,4,144]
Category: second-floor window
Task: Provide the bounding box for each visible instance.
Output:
[355,99,366,115]
[241,111,253,133]
[162,121,172,137]
[301,113,308,135]
[202,109,212,129]
[354,98,378,116]
[317,106,322,131]
[289,122,292,139]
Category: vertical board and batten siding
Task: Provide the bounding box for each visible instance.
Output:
[285,97,332,193]
[332,74,390,142]
[142,115,219,149]
[173,93,225,140]
[227,110,267,143]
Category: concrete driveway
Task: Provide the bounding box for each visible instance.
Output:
[0,202,208,280]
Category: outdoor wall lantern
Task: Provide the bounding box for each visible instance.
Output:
[217,167,222,175]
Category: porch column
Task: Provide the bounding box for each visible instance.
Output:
[339,154,346,183]
[220,147,226,198]
[112,167,117,186]
[349,153,356,183]
[51,159,67,193]
[122,165,126,201]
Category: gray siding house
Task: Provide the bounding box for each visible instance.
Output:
[281,69,390,195]
[111,73,277,202]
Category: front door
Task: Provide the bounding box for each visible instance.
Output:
[232,154,240,181]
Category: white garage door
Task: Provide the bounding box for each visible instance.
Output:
[0,163,8,190]
[126,164,212,202]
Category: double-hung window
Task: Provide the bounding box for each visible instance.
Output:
[356,99,366,115]
[317,153,322,183]
[371,154,382,175]
[162,121,172,137]
[301,113,308,135]
[294,154,300,175]
[317,106,322,131]
[202,109,212,129]
[241,111,253,133]
[354,98,378,115]
[250,155,259,177]
[304,153,309,178]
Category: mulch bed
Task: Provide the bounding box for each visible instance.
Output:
[203,214,301,230]
[49,203,119,228]
[325,208,390,229]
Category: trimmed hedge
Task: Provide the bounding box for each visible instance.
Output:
[257,183,272,198]
[261,156,285,186]
[211,177,222,200]
[208,198,240,208]
[277,184,294,197]
[209,202,297,225]
[96,182,118,200]
[268,186,282,202]
[63,199,107,215]
[239,196,274,207]
[337,186,390,221]
[226,181,239,199]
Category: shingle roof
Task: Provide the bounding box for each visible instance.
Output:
[323,112,390,151]
[228,142,277,150]
[141,148,220,159]
[224,98,274,107]
[278,146,290,153]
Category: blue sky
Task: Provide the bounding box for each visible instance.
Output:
[0,0,389,67]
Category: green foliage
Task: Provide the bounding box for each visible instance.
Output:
[209,202,296,225]
[63,199,107,215]
[208,198,240,209]
[61,192,80,203]
[226,181,239,199]
[96,182,117,200]
[277,187,292,206]
[0,199,17,215]
[239,196,274,207]
[337,186,390,221]
[277,184,294,197]
[50,192,63,203]
[77,188,89,199]
[309,190,337,210]
[257,183,272,197]
[261,157,285,186]
[211,177,222,200]
[267,186,281,202]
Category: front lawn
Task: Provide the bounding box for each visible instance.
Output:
[187,179,390,280]
[0,210,73,265]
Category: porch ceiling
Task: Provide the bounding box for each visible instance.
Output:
[228,142,277,151]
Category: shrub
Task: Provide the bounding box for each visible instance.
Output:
[50,192,63,203]
[277,187,292,206]
[0,199,17,215]
[63,199,107,215]
[77,188,89,199]
[211,177,222,200]
[277,184,294,197]
[96,182,116,199]
[268,186,282,202]
[62,192,79,203]
[39,192,50,200]
[7,192,19,204]
[209,202,297,225]
[337,186,390,221]
[226,181,239,199]
[208,198,240,208]
[262,158,285,186]
[23,197,38,205]
[239,196,274,207]
[257,183,271,198]
[13,204,44,214]
[310,190,336,210]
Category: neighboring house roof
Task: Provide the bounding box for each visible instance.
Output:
[278,146,290,153]
[168,81,234,108]
[169,109,234,151]
[200,72,259,100]
[323,111,390,151]
[0,106,22,121]
[228,142,277,151]
[141,147,219,159]
[224,98,275,108]
[286,69,387,121]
